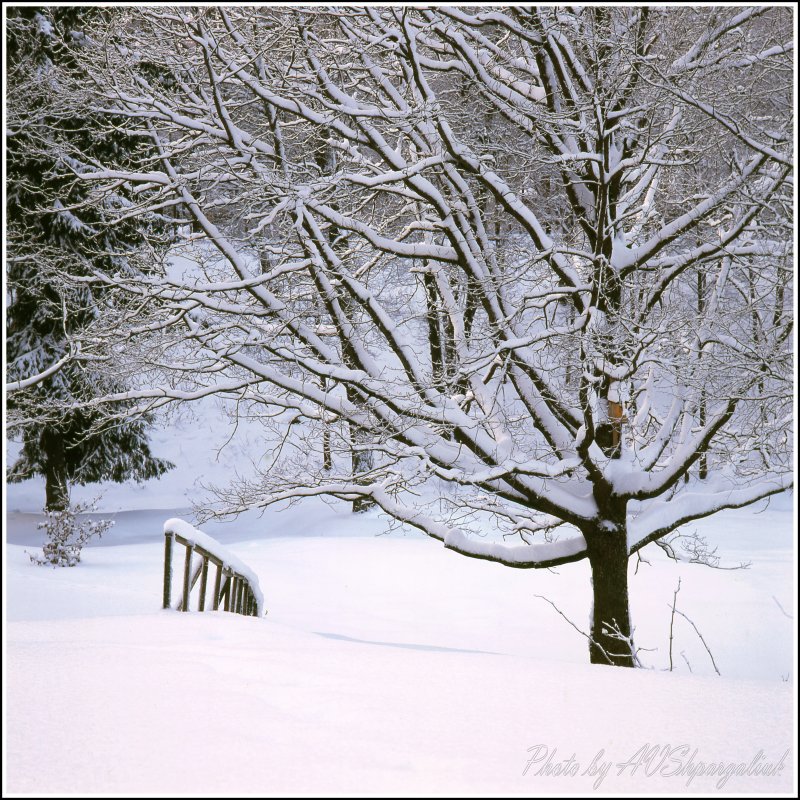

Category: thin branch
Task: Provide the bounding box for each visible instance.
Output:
[674,608,721,676]
[534,594,614,666]
[668,577,681,672]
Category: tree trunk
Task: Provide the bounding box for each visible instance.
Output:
[350,431,374,514]
[322,426,332,472]
[346,387,375,514]
[697,268,708,480]
[321,377,333,471]
[41,428,69,511]
[422,270,445,387]
[584,530,635,667]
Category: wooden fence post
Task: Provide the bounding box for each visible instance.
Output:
[213,563,222,610]
[164,533,173,608]
[223,572,232,611]
[163,532,174,609]
[199,556,209,611]
[182,543,195,612]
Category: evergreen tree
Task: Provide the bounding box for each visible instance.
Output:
[6,7,174,510]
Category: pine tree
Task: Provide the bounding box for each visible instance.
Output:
[6,7,174,511]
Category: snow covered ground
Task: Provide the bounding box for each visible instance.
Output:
[3,400,796,795]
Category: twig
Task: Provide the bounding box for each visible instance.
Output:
[669,577,681,671]
[657,531,750,570]
[674,608,721,676]
[604,619,650,667]
[534,594,614,666]
[772,595,792,619]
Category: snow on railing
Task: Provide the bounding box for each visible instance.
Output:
[162,518,265,617]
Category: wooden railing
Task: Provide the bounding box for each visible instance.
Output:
[162,519,265,617]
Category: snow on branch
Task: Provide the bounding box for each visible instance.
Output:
[367,489,588,569]
[6,351,74,393]
[628,475,793,554]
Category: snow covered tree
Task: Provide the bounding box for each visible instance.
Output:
[36,6,792,666]
[5,7,173,510]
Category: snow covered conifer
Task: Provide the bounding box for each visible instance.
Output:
[5,7,174,510]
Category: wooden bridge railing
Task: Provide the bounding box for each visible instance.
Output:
[162,519,265,617]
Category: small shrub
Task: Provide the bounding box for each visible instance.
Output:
[28,500,114,567]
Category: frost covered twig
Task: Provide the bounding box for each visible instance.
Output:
[603,620,654,669]
[655,531,751,570]
[27,499,114,568]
